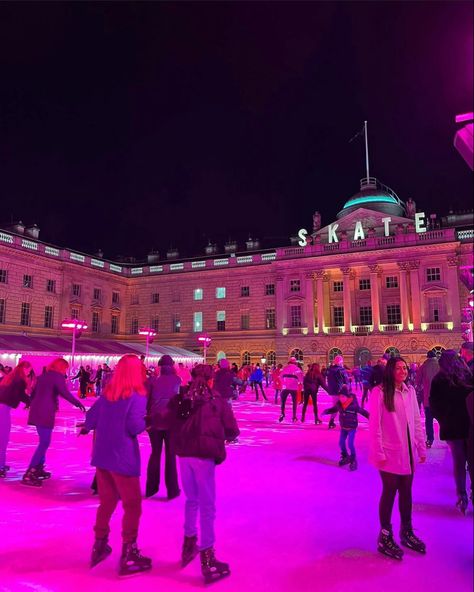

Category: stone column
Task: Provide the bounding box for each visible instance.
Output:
[369,264,382,331]
[315,270,326,333]
[397,262,410,330]
[408,260,421,331]
[447,255,461,329]
[341,267,353,331]
[305,272,316,333]
[276,276,285,334]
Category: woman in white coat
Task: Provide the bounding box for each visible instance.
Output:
[369,356,427,560]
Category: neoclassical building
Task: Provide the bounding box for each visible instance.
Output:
[1,177,473,367]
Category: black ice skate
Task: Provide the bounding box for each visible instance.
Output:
[90,538,112,568]
[0,466,10,478]
[349,456,358,471]
[456,493,469,515]
[400,526,426,554]
[200,547,230,584]
[36,464,52,480]
[181,535,199,567]
[338,454,350,466]
[21,467,42,487]
[377,528,404,560]
[328,419,336,429]
[278,414,285,423]
[119,542,152,577]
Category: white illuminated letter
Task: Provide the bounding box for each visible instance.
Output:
[415,212,427,233]
[297,228,308,247]
[382,216,391,237]
[328,223,339,243]
[353,220,365,241]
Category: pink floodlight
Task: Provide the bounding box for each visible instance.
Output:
[61,319,88,330]
[455,112,474,124]
[197,334,212,346]
[139,328,157,337]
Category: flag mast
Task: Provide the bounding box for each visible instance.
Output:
[364,120,370,183]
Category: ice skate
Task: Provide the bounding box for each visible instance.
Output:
[181,535,198,567]
[200,547,230,584]
[349,456,358,471]
[278,414,285,423]
[292,417,298,423]
[21,467,42,487]
[328,419,336,430]
[377,528,404,560]
[119,542,152,577]
[400,526,426,554]
[0,466,9,478]
[338,453,350,466]
[90,538,112,567]
[426,439,433,448]
[36,464,52,480]
[456,493,469,515]
[314,418,322,425]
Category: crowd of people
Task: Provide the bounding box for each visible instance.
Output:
[0,341,472,578]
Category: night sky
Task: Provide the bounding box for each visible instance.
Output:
[1,2,472,261]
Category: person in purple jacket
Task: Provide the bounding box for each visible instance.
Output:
[82,354,151,577]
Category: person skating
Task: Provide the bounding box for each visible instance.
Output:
[279,357,304,423]
[301,363,327,424]
[169,364,239,584]
[322,385,369,470]
[73,365,91,399]
[369,357,427,560]
[82,354,152,576]
[326,355,348,429]
[250,363,268,404]
[416,351,439,448]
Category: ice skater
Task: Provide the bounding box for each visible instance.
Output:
[279,357,304,423]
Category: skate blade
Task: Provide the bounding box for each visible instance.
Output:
[204,570,231,585]
[401,542,426,554]
[118,564,152,578]
[91,549,112,568]
[377,547,403,561]
[181,553,199,568]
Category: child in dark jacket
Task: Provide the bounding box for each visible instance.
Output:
[323,385,369,471]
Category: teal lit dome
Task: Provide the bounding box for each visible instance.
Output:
[337,178,406,219]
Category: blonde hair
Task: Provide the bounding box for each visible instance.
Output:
[47,358,69,374]
[103,354,146,402]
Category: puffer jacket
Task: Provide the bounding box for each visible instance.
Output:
[323,395,369,429]
[280,363,304,391]
[429,372,472,440]
[213,368,235,400]
[147,367,181,430]
[326,364,347,396]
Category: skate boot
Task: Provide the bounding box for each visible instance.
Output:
[181,535,198,567]
[0,466,9,478]
[119,542,152,577]
[338,453,350,466]
[21,467,42,487]
[292,417,298,423]
[200,547,230,584]
[349,456,358,471]
[315,418,322,425]
[426,439,433,448]
[36,464,52,480]
[400,526,426,554]
[328,419,336,430]
[456,493,469,515]
[91,538,112,568]
[278,414,285,423]
[377,527,404,560]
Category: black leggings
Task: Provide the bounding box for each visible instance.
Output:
[301,390,319,421]
[281,390,297,419]
[379,471,413,530]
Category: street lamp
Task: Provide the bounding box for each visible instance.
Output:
[139,327,157,359]
[197,333,212,363]
[61,319,88,374]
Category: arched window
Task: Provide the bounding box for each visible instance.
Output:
[241,351,251,366]
[328,347,342,364]
[385,346,400,358]
[266,350,276,367]
[430,345,445,359]
[290,348,304,362]
[216,351,226,362]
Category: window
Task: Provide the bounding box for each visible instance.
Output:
[385,346,400,358]
[71,308,79,319]
[216,287,226,299]
[242,351,251,366]
[112,291,120,305]
[130,318,139,334]
[328,347,343,364]
[290,305,302,328]
[151,292,160,304]
[193,288,203,301]
[241,313,250,330]
[151,317,159,332]
[359,278,371,290]
[217,311,226,331]
[359,306,373,325]
[430,345,445,359]
[387,304,401,325]
[333,306,344,327]
[93,288,102,301]
[130,293,139,305]
[426,267,441,282]
[385,276,398,289]
[428,297,442,322]
[46,279,56,293]
[290,279,300,292]
[72,283,81,297]
[0,299,5,323]
[0,269,8,284]
[193,312,203,332]
[333,281,343,292]
[265,308,276,330]
[266,350,276,366]
[92,311,100,333]
[23,274,33,289]
[265,284,275,296]
[290,348,303,362]
[44,305,54,329]
[172,314,181,333]
[20,302,31,326]
[111,315,119,335]
[241,286,250,297]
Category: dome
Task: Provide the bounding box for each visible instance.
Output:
[337,178,406,219]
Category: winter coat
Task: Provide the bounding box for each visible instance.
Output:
[250,368,264,383]
[326,364,347,396]
[303,373,327,394]
[170,390,239,464]
[416,358,439,407]
[368,383,426,475]
[272,369,282,390]
[84,392,147,477]
[369,364,385,389]
[360,365,373,385]
[0,377,30,409]
[429,373,472,440]
[147,368,181,430]
[280,363,304,391]
[28,371,83,429]
[323,395,369,430]
[213,368,235,400]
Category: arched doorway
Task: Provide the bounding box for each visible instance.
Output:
[385,346,400,358]
[355,347,372,366]
[290,348,304,363]
[328,347,342,364]
[266,350,276,367]
[241,351,251,366]
[429,345,445,359]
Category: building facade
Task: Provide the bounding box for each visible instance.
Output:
[1,179,473,367]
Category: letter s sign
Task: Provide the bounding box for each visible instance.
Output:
[297,228,308,247]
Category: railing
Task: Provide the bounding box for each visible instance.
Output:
[352,325,373,334]
[422,322,452,331]
[327,326,344,334]
[380,324,402,332]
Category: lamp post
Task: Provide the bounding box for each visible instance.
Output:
[139,327,157,359]
[61,319,88,374]
[198,333,212,363]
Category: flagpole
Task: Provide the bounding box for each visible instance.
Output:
[364,120,370,183]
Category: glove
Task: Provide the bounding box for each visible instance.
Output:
[77,402,86,413]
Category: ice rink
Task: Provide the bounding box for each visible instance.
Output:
[0,387,472,592]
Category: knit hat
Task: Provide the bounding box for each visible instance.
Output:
[158,354,174,367]
[289,356,298,364]
[219,358,230,369]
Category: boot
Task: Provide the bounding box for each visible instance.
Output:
[456,493,469,515]
[119,542,152,577]
[338,453,350,466]
[181,535,199,567]
[200,547,230,584]
[349,456,358,471]
[21,467,42,487]
[0,466,9,478]
[36,464,52,480]
[377,527,403,560]
[314,417,322,425]
[91,538,112,568]
[400,526,426,554]
[278,414,285,423]
[328,419,336,429]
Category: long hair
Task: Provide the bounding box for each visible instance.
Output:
[47,358,69,375]
[103,354,147,402]
[1,360,32,387]
[438,350,472,387]
[306,363,321,380]
[381,356,408,412]
[187,364,214,401]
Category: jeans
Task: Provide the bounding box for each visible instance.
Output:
[329,395,339,422]
[94,468,142,543]
[361,384,370,406]
[180,457,216,550]
[447,439,470,496]
[379,470,414,530]
[301,390,319,421]
[95,381,102,397]
[280,390,297,419]
[424,405,434,442]
[339,428,356,457]
[254,381,268,401]
[29,426,53,468]
[0,403,11,468]
[146,429,180,498]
